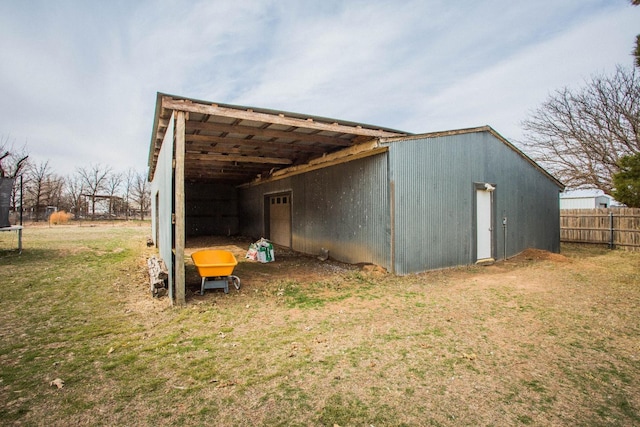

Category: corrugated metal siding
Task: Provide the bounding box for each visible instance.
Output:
[239,131,560,275]
[150,115,175,296]
[386,132,561,274]
[484,135,561,258]
[239,154,390,268]
[387,135,475,274]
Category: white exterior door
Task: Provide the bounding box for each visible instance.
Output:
[476,188,493,261]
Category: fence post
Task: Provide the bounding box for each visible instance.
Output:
[19,175,23,226]
[609,211,614,249]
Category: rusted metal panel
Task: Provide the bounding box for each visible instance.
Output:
[293,155,390,267]
[239,154,391,269]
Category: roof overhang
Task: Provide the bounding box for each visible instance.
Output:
[148,93,408,185]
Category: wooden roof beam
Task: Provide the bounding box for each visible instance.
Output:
[187,121,353,147]
[240,140,387,187]
[186,147,297,159]
[162,96,402,138]
[185,174,249,183]
[185,162,265,173]
[185,136,327,155]
[186,153,293,165]
[185,168,257,177]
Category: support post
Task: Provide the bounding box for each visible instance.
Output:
[502,215,507,260]
[19,175,23,226]
[608,211,614,250]
[174,111,186,306]
[389,180,395,274]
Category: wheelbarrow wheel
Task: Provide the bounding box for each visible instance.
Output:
[230,275,241,290]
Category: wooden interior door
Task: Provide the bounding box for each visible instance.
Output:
[269,193,291,247]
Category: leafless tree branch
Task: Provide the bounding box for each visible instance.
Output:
[519,66,640,194]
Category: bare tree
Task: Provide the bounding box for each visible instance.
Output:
[519,66,640,193]
[44,174,64,212]
[105,172,123,218]
[0,135,29,179]
[131,171,150,220]
[77,164,112,220]
[64,174,86,219]
[122,168,136,220]
[25,161,56,222]
[0,136,29,223]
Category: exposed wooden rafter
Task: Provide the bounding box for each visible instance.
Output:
[162,96,401,138]
[186,121,353,147]
[240,140,387,187]
[186,153,292,165]
[148,93,408,184]
[185,136,327,155]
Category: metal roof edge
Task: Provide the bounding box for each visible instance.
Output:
[380,125,565,191]
[378,125,492,143]
[154,92,408,135]
[483,126,565,191]
[147,92,165,182]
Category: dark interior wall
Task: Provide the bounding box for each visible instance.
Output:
[185,181,239,236]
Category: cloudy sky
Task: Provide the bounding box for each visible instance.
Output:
[0,0,638,178]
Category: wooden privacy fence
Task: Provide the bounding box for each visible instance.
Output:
[560,208,640,250]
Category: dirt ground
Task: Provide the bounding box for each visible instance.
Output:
[184,235,361,295]
[182,236,570,298]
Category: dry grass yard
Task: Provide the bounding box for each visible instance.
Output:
[1,223,639,426]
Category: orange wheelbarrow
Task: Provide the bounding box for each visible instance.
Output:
[191,250,241,295]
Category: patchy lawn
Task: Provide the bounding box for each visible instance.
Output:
[1,223,639,426]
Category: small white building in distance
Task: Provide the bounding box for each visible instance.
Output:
[560,189,617,209]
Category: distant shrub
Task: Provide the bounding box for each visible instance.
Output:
[49,210,72,225]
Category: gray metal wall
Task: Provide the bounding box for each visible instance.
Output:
[386,131,562,274]
[150,115,175,296]
[185,181,238,236]
[239,154,391,267]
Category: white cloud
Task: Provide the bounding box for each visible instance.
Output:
[403,4,640,140]
[0,0,638,177]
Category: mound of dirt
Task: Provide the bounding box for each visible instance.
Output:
[509,248,570,263]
